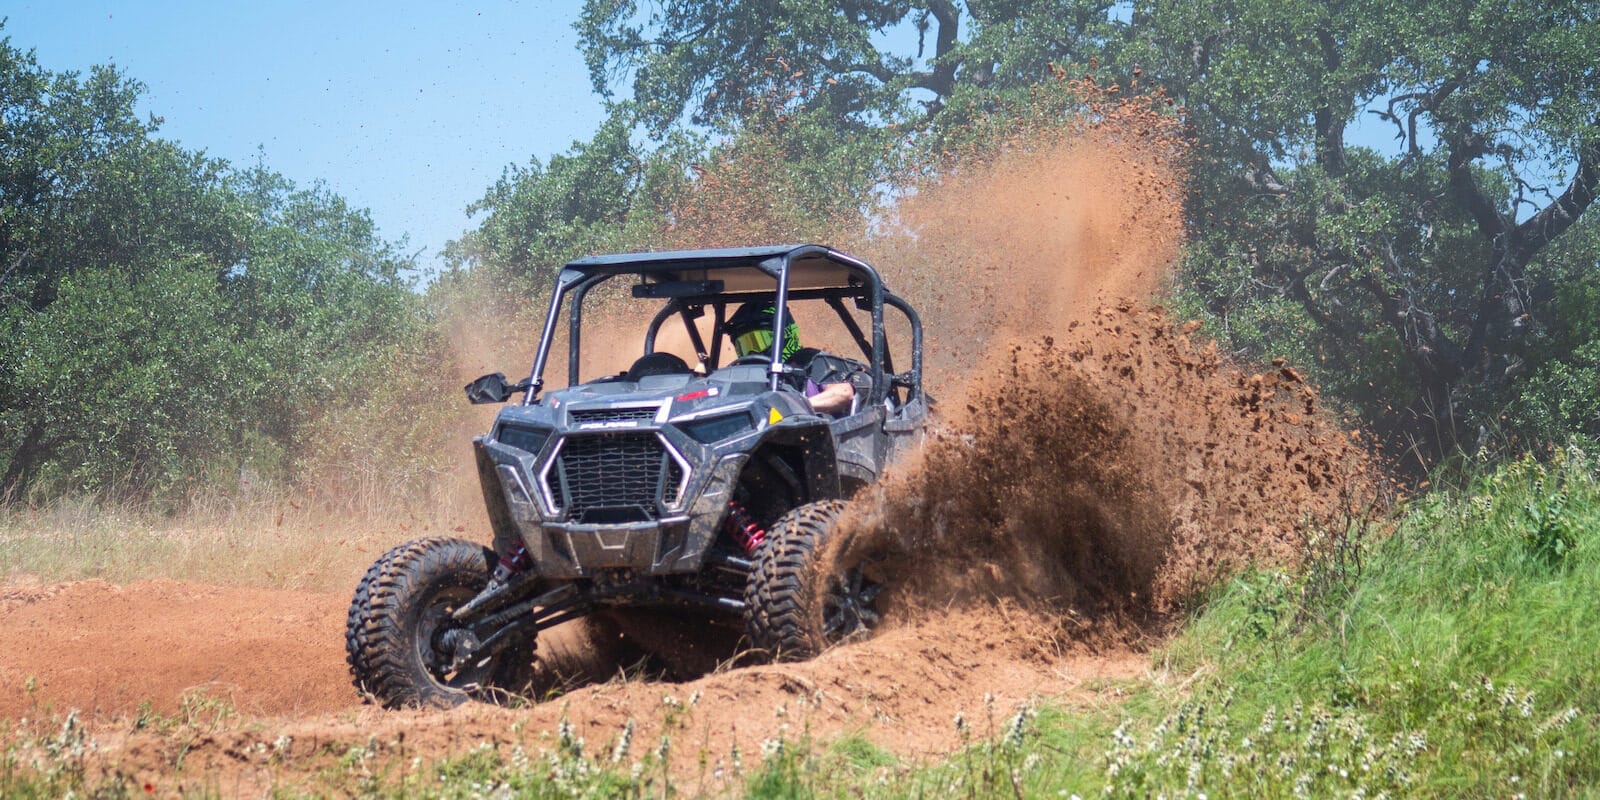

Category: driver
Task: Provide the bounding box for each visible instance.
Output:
[726,301,863,416]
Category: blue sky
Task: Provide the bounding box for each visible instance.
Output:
[4,1,609,273]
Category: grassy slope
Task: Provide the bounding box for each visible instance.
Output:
[5,452,1598,797]
[1074,449,1600,798]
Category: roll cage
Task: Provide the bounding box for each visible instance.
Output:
[522,244,924,409]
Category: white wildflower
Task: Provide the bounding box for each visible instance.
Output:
[1005,708,1029,747]
[611,718,634,763]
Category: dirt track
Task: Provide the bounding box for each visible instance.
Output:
[1,580,351,719]
[0,577,1145,793]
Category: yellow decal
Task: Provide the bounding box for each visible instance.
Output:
[767,407,784,425]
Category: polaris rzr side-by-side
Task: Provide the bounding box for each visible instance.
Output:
[346,244,930,708]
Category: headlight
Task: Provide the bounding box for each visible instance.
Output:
[680,412,753,444]
[495,423,550,455]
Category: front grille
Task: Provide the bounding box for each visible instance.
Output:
[544,432,678,522]
[569,406,659,425]
[663,459,686,505]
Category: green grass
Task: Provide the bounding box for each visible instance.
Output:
[1128,448,1600,797]
[5,449,1598,797]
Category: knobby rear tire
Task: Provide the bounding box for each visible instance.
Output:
[745,499,879,662]
[345,537,533,709]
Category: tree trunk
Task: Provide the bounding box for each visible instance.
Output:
[1,421,49,503]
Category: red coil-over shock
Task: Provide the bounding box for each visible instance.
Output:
[491,543,530,584]
[453,542,531,620]
[723,501,766,554]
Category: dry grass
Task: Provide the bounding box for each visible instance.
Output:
[0,477,488,592]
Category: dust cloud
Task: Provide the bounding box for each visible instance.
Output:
[818,99,1380,639]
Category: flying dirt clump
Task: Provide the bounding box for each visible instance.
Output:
[828,302,1383,635]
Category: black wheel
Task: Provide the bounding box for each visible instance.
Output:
[744,500,882,662]
[346,537,535,709]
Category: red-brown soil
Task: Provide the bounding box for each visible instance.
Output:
[0,579,352,719]
[826,303,1382,649]
[0,579,1143,795]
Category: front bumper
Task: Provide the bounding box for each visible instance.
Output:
[478,436,746,578]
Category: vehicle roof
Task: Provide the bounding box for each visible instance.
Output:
[561,244,879,294]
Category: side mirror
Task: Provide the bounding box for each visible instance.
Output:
[465,372,528,404]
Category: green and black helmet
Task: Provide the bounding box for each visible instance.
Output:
[727,301,802,361]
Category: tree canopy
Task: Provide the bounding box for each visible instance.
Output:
[577,0,1128,134]
[0,30,444,504]
[563,0,1600,464]
[1142,0,1600,461]
[5,0,1597,503]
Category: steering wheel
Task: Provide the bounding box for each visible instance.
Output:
[729,354,773,367]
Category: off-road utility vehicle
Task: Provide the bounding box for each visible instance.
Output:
[346,244,928,708]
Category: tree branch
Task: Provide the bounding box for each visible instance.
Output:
[0,247,28,289]
[1384,77,1463,160]
[1445,132,1508,242]
[1312,29,1347,178]
[1508,116,1600,266]
[819,56,896,85]
[1453,115,1599,374]
[1286,263,1358,343]
[922,0,962,99]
